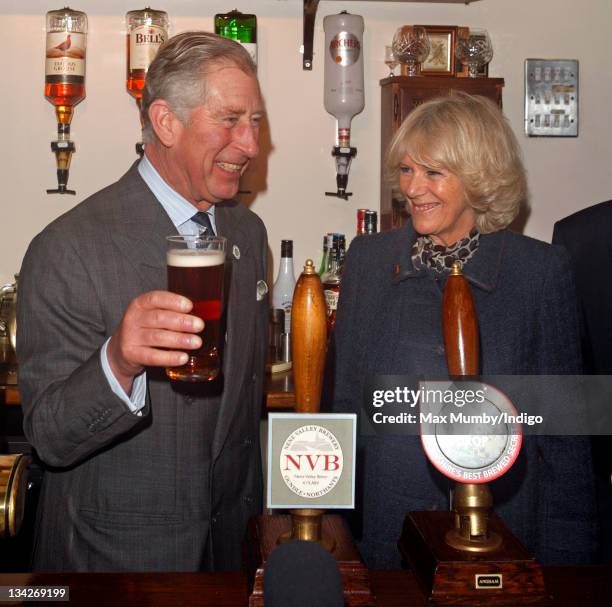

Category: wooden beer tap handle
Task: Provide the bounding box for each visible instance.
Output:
[442,262,479,377]
[291,259,327,413]
[400,266,546,607]
[282,260,334,549]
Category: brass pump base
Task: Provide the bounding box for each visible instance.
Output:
[277,509,336,552]
[445,527,503,553]
[445,483,503,553]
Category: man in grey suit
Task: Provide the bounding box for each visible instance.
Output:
[17,32,268,572]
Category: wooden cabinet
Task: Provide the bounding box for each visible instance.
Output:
[379,76,504,231]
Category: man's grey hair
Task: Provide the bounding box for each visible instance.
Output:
[141,31,257,143]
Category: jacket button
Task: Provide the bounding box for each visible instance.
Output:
[243,495,254,504]
[243,438,253,447]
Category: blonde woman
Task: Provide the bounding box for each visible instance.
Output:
[330,94,596,568]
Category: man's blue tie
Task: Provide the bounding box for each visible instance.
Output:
[191,211,215,235]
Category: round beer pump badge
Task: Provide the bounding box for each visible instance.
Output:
[420,384,523,484]
[280,425,343,499]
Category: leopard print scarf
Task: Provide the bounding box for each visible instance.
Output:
[411,228,480,274]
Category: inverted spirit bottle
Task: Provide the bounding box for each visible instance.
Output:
[45,7,87,128]
[214,9,257,65]
[126,7,169,155]
[126,8,168,103]
[45,6,88,194]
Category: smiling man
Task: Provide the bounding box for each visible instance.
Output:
[17,32,269,572]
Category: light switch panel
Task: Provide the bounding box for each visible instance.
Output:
[525,59,578,137]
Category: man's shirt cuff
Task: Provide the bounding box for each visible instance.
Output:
[100,338,146,415]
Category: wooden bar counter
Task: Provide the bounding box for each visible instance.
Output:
[2,371,293,411]
[0,367,18,406]
[0,567,610,606]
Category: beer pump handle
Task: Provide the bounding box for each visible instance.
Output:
[291,259,327,413]
[442,262,479,377]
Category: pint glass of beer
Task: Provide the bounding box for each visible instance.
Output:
[166,235,226,382]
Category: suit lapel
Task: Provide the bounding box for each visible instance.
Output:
[212,202,256,459]
[109,165,177,294]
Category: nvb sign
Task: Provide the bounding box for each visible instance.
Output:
[268,414,356,509]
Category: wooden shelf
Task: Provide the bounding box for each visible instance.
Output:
[379,75,504,230]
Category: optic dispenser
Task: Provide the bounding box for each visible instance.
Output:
[45,7,88,195]
[323,12,365,200]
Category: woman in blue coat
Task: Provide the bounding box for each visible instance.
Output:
[330,94,597,569]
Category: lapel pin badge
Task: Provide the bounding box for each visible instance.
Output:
[256,280,268,301]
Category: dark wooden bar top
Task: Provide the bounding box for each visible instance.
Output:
[0,367,18,405]
[0,572,247,606]
[2,370,294,410]
[0,567,610,606]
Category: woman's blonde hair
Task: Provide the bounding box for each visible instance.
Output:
[386,93,527,233]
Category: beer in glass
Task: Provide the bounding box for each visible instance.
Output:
[166,235,226,382]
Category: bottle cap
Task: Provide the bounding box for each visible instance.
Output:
[281,240,293,258]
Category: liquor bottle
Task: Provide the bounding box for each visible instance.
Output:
[317,233,334,276]
[337,234,347,264]
[317,235,328,276]
[272,240,296,336]
[45,6,88,194]
[322,234,346,335]
[214,9,257,65]
[126,7,169,155]
[365,210,378,234]
[45,7,87,128]
[356,209,367,235]
[126,7,169,103]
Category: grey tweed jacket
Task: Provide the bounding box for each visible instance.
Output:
[17,163,268,572]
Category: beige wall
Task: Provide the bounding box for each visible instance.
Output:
[1,0,611,286]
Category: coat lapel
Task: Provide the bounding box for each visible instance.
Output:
[211,201,257,459]
[109,164,177,294]
[461,230,506,293]
[390,223,506,294]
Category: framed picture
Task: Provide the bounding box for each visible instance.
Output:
[418,25,457,76]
